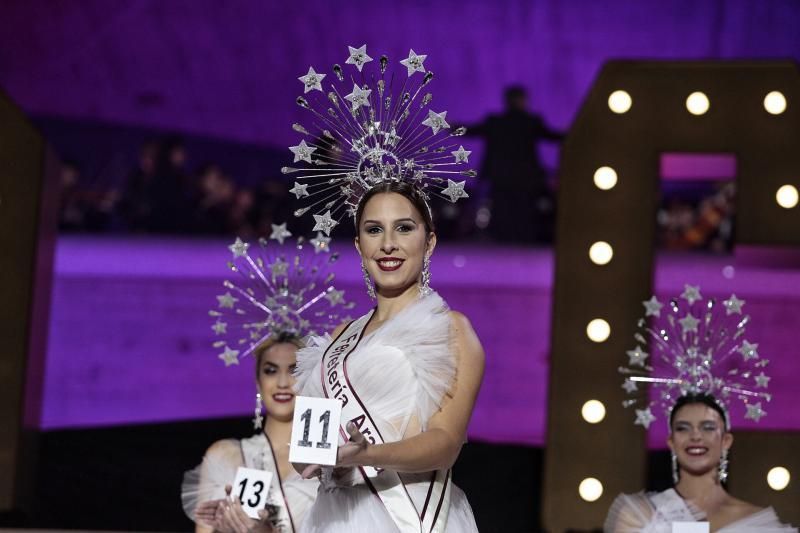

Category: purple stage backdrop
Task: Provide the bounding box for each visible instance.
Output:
[41,238,800,448]
[2,0,800,169]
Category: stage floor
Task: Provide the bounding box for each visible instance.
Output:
[41,236,800,446]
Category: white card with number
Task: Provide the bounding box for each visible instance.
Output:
[231,466,275,520]
[672,522,710,533]
[289,396,342,466]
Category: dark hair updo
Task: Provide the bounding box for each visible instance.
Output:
[669,393,729,431]
[354,181,436,234]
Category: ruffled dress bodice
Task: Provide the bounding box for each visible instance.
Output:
[295,291,456,443]
[293,291,478,533]
[604,489,797,532]
[182,433,319,532]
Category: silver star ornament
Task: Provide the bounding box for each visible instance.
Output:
[745,402,766,422]
[738,340,759,361]
[399,49,427,76]
[313,210,338,235]
[622,379,638,393]
[626,345,649,367]
[635,407,656,428]
[211,320,227,335]
[289,140,317,163]
[325,288,345,306]
[218,346,240,367]
[344,84,372,112]
[310,232,331,254]
[452,146,471,163]
[681,284,702,305]
[228,237,249,258]
[298,66,326,93]
[345,44,373,71]
[441,179,469,203]
[679,313,700,334]
[754,372,771,388]
[270,223,293,244]
[217,292,238,309]
[723,294,745,315]
[290,182,310,199]
[642,296,663,317]
[422,110,450,134]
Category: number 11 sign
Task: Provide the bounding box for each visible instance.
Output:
[289,396,342,466]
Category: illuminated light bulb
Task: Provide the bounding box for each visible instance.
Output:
[686,91,710,115]
[593,166,618,190]
[776,185,798,209]
[764,91,787,115]
[589,241,614,265]
[581,400,606,424]
[586,319,611,343]
[608,91,632,114]
[767,467,791,491]
[579,478,603,502]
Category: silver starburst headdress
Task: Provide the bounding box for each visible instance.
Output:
[619,284,771,429]
[209,223,355,366]
[284,45,475,235]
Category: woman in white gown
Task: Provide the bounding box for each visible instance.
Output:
[293,182,484,532]
[605,393,796,532]
[183,335,319,532]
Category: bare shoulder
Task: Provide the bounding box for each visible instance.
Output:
[724,495,764,519]
[448,310,472,331]
[204,438,241,462]
[448,311,485,364]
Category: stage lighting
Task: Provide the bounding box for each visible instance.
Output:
[589,241,613,265]
[722,265,736,279]
[578,478,603,502]
[767,466,791,491]
[686,91,710,115]
[581,400,606,424]
[593,166,618,190]
[586,319,611,343]
[776,185,799,208]
[764,91,787,115]
[608,90,632,114]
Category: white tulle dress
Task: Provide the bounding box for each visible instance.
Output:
[604,489,797,532]
[182,432,319,532]
[293,291,479,533]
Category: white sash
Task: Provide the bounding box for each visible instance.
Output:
[320,313,452,533]
[242,433,296,533]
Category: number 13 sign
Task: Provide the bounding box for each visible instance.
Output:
[231,467,275,520]
[289,396,342,466]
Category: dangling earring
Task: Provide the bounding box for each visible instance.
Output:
[253,392,264,430]
[671,451,680,485]
[361,260,376,300]
[718,448,729,483]
[420,255,432,296]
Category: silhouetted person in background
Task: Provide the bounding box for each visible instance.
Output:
[147,137,196,233]
[466,86,565,244]
[120,140,158,232]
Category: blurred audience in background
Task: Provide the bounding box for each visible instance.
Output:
[57,136,285,239]
[55,127,734,252]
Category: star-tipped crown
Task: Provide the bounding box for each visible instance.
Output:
[210,227,355,366]
[283,45,475,235]
[619,284,771,429]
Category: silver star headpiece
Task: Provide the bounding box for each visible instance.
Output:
[619,285,771,429]
[284,45,476,235]
[210,228,355,366]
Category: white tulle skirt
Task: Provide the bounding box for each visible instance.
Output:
[300,478,478,533]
